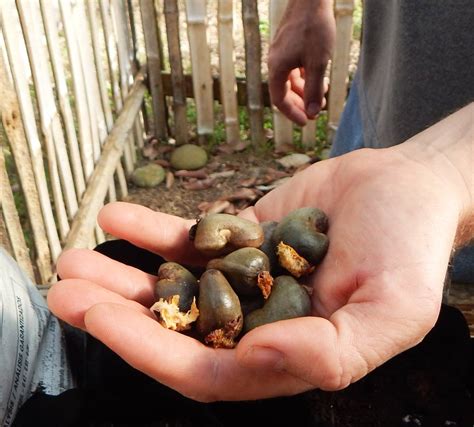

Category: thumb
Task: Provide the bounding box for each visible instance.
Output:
[236,292,438,391]
[236,317,347,390]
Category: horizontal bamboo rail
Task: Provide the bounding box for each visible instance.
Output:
[64,70,146,251]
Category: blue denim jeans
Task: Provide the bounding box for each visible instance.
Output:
[331,75,473,284]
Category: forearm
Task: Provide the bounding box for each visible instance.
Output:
[281,0,334,25]
[396,103,474,246]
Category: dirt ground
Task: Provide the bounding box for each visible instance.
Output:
[125,148,284,219]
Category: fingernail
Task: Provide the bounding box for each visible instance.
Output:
[307,102,320,117]
[243,346,285,371]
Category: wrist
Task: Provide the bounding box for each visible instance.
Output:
[395,103,474,245]
[286,0,334,16]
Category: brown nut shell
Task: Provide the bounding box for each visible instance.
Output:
[154,262,198,312]
[273,207,329,268]
[207,247,273,297]
[196,269,243,348]
[244,275,311,333]
[192,213,264,257]
[259,221,283,275]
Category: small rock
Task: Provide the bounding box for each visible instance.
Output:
[276,153,311,169]
[170,144,208,170]
[131,164,165,188]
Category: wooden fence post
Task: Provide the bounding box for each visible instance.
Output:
[0,49,54,282]
[0,145,35,280]
[218,0,240,144]
[140,0,168,139]
[0,2,62,264]
[242,0,264,146]
[17,0,78,241]
[185,0,214,141]
[269,0,293,148]
[328,0,354,138]
[163,0,188,145]
[40,0,86,200]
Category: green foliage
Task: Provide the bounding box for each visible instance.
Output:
[352,0,363,41]
[259,19,270,39]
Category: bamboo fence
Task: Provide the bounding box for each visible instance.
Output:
[0,0,355,285]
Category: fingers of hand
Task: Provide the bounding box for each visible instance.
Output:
[269,63,308,126]
[83,302,309,401]
[47,279,152,330]
[57,248,156,305]
[276,92,308,126]
[98,202,206,265]
[303,65,327,119]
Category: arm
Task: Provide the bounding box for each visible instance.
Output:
[268,0,335,125]
[48,104,473,401]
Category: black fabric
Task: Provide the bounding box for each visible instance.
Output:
[14,240,474,426]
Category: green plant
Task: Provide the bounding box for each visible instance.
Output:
[352,0,363,41]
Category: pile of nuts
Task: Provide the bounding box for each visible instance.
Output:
[150,207,329,348]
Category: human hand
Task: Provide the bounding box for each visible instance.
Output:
[48,105,473,402]
[268,0,335,125]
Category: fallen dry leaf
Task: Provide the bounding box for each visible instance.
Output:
[155,159,170,168]
[182,178,215,190]
[209,170,236,179]
[166,171,175,189]
[222,188,260,202]
[175,169,208,179]
[216,141,248,154]
[198,200,231,214]
[238,176,257,187]
[256,167,290,185]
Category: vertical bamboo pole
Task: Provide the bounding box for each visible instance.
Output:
[1,2,62,263]
[73,1,106,162]
[110,0,136,173]
[86,0,114,132]
[100,0,123,113]
[218,0,240,144]
[59,0,95,180]
[328,0,354,137]
[16,0,76,240]
[163,0,187,145]
[0,44,54,280]
[86,0,124,203]
[269,0,293,148]
[185,0,214,140]
[0,145,35,280]
[40,0,86,200]
[140,0,167,139]
[242,0,264,146]
[99,0,129,197]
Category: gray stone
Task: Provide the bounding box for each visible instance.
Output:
[131,164,165,187]
[276,153,311,169]
[170,144,208,170]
